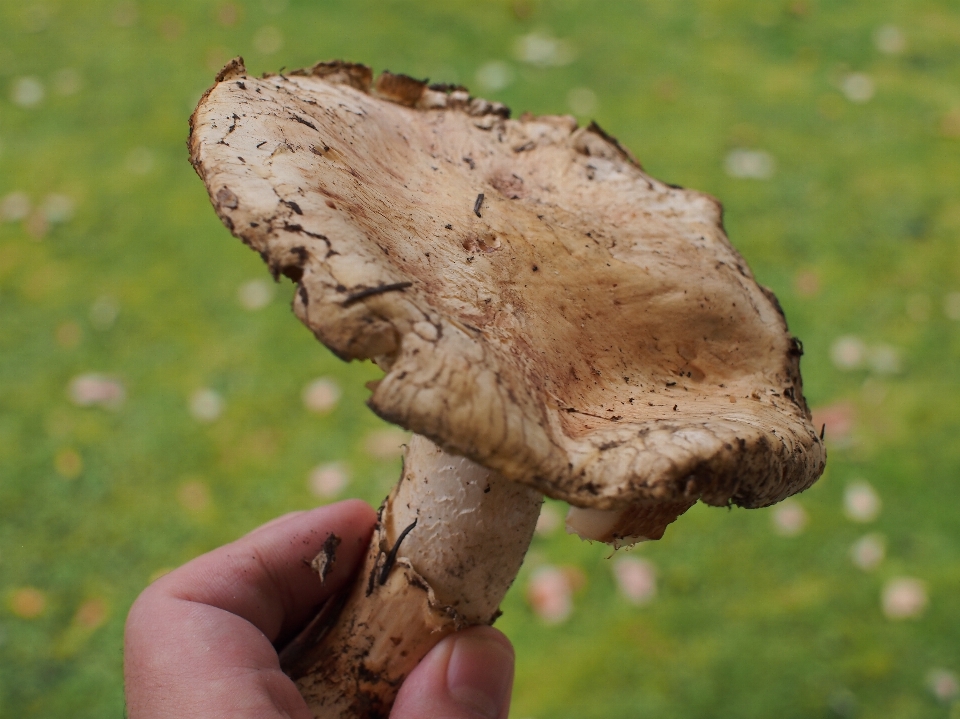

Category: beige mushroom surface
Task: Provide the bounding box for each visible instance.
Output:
[190,57,825,532]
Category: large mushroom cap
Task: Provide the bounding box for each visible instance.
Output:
[190,58,825,524]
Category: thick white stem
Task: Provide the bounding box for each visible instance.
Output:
[286,435,542,718]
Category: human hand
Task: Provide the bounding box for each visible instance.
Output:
[124,500,515,719]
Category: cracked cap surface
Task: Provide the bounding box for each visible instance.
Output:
[189,57,826,527]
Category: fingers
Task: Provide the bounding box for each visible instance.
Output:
[390,626,515,719]
[124,500,377,719]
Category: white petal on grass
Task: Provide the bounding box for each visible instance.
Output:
[772,499,808,537]
[830,335,866,370]
[1,192,31,222]
[868,343,901,375]
[253,26,283,55]
[42,194,74,223]
[475,61,513,92]
[874,25,906,55]
[189,388,224,423]
[11,77,45,108]
[566,87,598,116]
[52,68,82,96]
[724,149,775,180]
[526,565,573,624]
[513,32,576,67]
[534,504,561,536]
[308,462,350,499]
[881,577,927,620]
[237,278,275,310]
[944,292,960,321]
[844,480,882,522]
[364,428,410,460]
[926,669,960,703]
[841,73,875,103]
[302,377,341,414]
[612,557,657,605]
[68,373,126,409]
[90,295,120,330]
[126,147,155,175]
[850,533,885,571]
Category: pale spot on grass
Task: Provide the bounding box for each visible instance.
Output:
[11,77,44,108]
[724,149,775,179]
[261,0,288,13]
[216,2,240,26]
[54,448,83,479]
[882,577,927,620]
[189,388,223,423]
[237,278,274,310]
[612,557,657,605]
[52,68,82,96]
[526,565,576,624]
[841,73,874,103]
[850,533,885,571]
[942,291,960,320]
[254,26,283,55]
[364,428,410,460]
[794,269,820,298]
[1,192,31,222]
[475,61,513,92]
[830,335,866,370]
[177,479,211,512]
[513,32,576,67]
[302,377,341,414]
[566,87,597,116]
[308,462,349,499]
[125,147,155,175]
[42,194,74,223]
[69,373,126,409]
[874,25,906,55]
[10,588,47,619]
[867,344,901,375]
[811,401,855,443]
[111,2,138,27]
[926,669,959,703]
[771,499,808,537]
[844,481,881,523]
[74,597,108,630]
[90,295,119,330]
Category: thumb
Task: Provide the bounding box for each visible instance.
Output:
[390,626,515,719]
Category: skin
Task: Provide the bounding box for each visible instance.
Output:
[124,501,514,719]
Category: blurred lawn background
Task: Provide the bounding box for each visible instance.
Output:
[2,0,960,717]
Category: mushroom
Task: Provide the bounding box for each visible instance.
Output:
[189,58,826,718]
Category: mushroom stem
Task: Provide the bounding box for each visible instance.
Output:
[283,435,542,718]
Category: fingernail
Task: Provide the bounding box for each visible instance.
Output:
[446,631,514,719]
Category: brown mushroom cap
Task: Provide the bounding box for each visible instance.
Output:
[190,58,826,519]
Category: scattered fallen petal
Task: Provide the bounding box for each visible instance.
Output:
[844,481,881,523]
[793,269,820,298]
[237,278,275,310]
[25,210,49,239]
[10,587,47,619]
[772,499,808,537]
[54,448,83,479]
[535,504,561,536]
[11,77,45,108]
[881,577,927,620]
[868,344,901,375]
[475,61,513,92]
[90,295,120,330]
[177,479,211,511]
[526,565,574,624]
[612,557,657,605]
[874,25,906,55]
[850,533,885,571]
[830,335,866,370]
[811,402,855,442]
[189,388,223,422]
[1,191,31,222]
[308,462,349,499]
[926,668,960,703]
[841,73,875,103]
[302,377,341,414]
[68,373,126,409]
[254,26,283,55]
[364,428,410,460]
[567,87,598,116]
[725,149,775,179]
[513,32,575,67]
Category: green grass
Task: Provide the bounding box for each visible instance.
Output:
[2,0,960,717]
